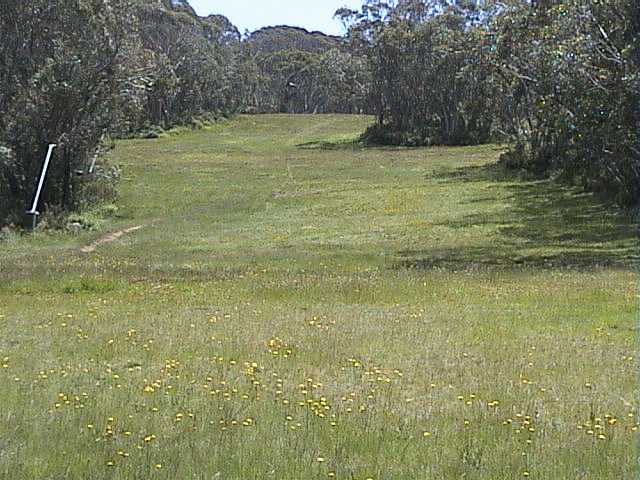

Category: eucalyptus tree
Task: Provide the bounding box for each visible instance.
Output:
[0,0,138,225]
[340,0,639,203]
[339,0,495,145]
[491,0,640,203]
[134,2,242,129]
[240,26,370,114]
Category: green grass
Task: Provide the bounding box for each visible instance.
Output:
[0,114,637,479]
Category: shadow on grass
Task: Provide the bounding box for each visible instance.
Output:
[296,139,364,151]
[397,164,639,271]
[297,138,483,153]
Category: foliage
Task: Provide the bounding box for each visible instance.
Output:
[0,0,137,226]
[130,2,243,131]
[247,25,341,53]
[241,27,371,114]
[341,0,495,146]
[339,0,639,203]
[490,0,640,204]
[0,0,245,226]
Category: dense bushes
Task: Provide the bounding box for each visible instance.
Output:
[0,0,136,226]
[490,0,640,204]
[131,5,243,131]
[342,0,639,204]
[345,5,494,146]
[340,2,495,146]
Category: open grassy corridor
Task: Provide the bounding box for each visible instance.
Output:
[0,115,637,479]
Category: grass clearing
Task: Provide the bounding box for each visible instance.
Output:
[0,114,637,479]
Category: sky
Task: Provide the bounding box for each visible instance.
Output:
[188,0,364,36]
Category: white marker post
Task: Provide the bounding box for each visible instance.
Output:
[26,144,57,230]
[88,151,98,174]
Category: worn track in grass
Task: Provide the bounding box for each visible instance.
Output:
[80,225,145,253]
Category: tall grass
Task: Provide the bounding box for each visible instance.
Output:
[0,115,637,479]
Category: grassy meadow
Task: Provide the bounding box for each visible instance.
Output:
[0,114,638,479]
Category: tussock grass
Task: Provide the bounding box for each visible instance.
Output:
[0,115,637,479]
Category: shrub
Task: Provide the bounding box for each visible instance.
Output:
[0,0,136,227]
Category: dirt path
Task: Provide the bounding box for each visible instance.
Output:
[80,225,144,253]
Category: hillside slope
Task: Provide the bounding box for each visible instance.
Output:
[246,25,343,53]
[0,115,636,480]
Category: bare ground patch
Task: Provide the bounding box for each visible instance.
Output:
[80,225,144,253]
